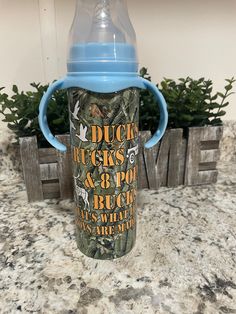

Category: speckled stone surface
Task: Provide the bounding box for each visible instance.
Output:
[0,123,236,314]
[219,121,236,163]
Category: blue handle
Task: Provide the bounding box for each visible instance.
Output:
[39,78,68,152]
[141,78,168,149]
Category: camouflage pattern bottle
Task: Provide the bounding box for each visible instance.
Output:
[39,0,168,259]
[69,88,139,259]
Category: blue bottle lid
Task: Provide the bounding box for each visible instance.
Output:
[67,42,138,73]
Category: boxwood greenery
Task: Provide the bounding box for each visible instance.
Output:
[0,70,234,146]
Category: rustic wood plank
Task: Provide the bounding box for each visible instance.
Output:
[42,180,60,199]
[179,137,187,186]
[19,136,44,202]
[40,163,58,181]
[200,126,223,143]
[199,162,217,171]
[156,130,170,187]
[56,135,73,199]
[143,143,159,190]
[138,132,151,189]
[200,140,220,150]
[168,129,184,187]
[38,148,57,164]
[200,150,220,163]
[198,170,218,184]
[185,126,223,185]
[185,128,201,186]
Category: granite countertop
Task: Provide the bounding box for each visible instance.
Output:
[0,123,236,314]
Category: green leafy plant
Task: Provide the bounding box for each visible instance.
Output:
[140,67,235,132]
[0,83,69,147]
[0,72,235,147]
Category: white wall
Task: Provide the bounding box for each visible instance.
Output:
[0,0,44,89]
[0,0,235,124]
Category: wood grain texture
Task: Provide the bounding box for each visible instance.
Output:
[40,163,58,181]
[198,170,218,184]
[56,135,73,199]
[156,130,170,188]
[154,129,186,188]
[38,148,57,164]
[185,126,223,185]
[144,143,159,190]
[20,136,43,202]
[179,137,187,186]
[42,180,60,199]
[200,149,220,163]
[138,131,151,189]
[200,140,220,150]
[199,162,217,172]
[168,129,184,187]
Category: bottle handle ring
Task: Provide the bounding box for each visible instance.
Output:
[38,77,168,152]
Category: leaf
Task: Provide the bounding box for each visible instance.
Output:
[207,102,220,110]
[225,84,233,91]
[52,117,64,125]
[180,114,194,122]
[12,85,18,93]
[19,118,29,128]
[225,78,236,84]
[217,92,225,98]
[2,113,17,123]
[7,124,19,131]
[224,92,234,98]
[139,67,147,76]
[30,82,40,89]
[219,102,229,108]
[211,94,218,101]
[217,110,226,117]
[210,118,223,126]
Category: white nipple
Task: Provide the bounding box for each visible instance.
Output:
[94,0,111,28]
[88,0,126,42]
